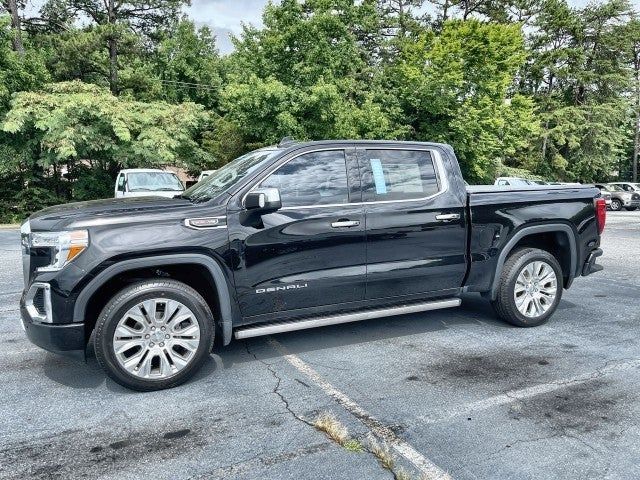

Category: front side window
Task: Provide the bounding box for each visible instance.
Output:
[260,150,349,208]
[184,149,280,202]
[361,149,439,201]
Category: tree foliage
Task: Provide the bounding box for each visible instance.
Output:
[1,0,640,222]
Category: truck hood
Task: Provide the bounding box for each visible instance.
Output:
[27,195,228,231]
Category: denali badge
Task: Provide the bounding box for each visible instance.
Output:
[256,283,308,294]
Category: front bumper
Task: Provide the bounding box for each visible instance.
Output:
[20,296,86,360]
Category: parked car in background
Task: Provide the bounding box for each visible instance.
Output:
[548,182,582,186]
[595,183,640,211]
[609,182,640,194]
[197,170,217,182]
[596,186,613,207]
[494,177,538,186]
[115,169,185,198]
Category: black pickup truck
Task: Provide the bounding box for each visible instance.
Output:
[19,140,606,390]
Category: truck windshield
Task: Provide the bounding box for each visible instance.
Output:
[183,149,280,202]
[127,172,184,192]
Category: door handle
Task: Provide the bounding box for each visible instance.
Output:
[331,220,360,228]
[435,213,461,222]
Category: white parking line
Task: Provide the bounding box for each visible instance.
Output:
[418,358,640,425]
[267,337,453,480]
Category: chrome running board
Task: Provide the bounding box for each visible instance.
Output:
[234,297,461,340]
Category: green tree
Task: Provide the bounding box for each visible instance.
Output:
[388,20,538,181]
[225,0,405,148]
[522,0,633,181]
[153,20,223,109]
[2,80,210,177]
[39,0,188,94]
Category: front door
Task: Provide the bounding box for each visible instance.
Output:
[228,147,366,320]
[358,147,468,299]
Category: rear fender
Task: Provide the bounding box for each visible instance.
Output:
[488,224,577,300]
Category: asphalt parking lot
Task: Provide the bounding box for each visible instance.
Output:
[1,211,639,480]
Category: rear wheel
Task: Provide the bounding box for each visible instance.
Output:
[625,206,637,211]
[491,248,563,327]
[610,199,622,211]
[94,279,214,391]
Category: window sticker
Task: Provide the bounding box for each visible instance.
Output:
[370,158,387,194]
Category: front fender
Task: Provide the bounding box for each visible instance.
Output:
[73,253,239,345]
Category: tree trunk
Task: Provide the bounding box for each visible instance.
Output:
[107,0,118,95]
[541,121,549,162]
[6,0,25,55]
[442,0,450,21]
[633,95,639,183]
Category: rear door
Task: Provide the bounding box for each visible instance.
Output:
[228,146,366,319]
[358,146,467,299]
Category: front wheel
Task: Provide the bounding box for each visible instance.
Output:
[491,248,563,327]
[610,199,622,211]
[94,279,215,391]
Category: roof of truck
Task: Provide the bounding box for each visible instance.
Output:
[272,139,451,149]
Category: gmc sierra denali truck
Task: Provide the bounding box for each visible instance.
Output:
[19,140,606,391]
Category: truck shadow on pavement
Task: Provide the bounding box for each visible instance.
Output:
[41,293,577,391]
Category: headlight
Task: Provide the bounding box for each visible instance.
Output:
[29,230,89,272]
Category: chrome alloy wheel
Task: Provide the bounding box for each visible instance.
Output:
[112,298,201,379]
[514,260,558,318]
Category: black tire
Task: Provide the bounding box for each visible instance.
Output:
[625,207,637,211]
[491,248,563,328]
[610,199,622,211]
[94,279,215,391]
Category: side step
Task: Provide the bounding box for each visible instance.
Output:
[234,297,461,340]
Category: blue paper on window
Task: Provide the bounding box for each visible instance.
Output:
[370,159,387,194]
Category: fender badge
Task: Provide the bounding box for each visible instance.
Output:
[184,217,227,229]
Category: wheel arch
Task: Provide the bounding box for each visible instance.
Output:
[74,254,238,346]
[489,224,577,301]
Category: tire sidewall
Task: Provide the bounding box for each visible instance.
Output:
[611,199,622,211]
[504,251,563,327]
[95,282,214,391]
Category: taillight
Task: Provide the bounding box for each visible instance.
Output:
[594,197,606,235]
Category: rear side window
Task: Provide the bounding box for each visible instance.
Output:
[260,150,349,208]
[360,149,439,201]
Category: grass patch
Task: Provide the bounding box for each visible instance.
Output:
[314,412,349,445]
[314,411,365,453]
[368,436,395,470]
[342,438,364,453]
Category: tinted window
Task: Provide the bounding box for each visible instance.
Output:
[260,150,349,207]
[362,150,439,201]
[117,174,125,192]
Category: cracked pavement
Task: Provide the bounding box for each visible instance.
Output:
[1,211,640,479]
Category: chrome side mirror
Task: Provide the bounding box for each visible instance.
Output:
[244,187,282,212]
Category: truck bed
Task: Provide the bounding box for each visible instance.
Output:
[463,183,601,295]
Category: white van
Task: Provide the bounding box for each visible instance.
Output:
[115,169,185,198]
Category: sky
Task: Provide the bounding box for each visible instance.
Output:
[188,0,637,54]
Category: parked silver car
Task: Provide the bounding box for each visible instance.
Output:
[595,183,640,211]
